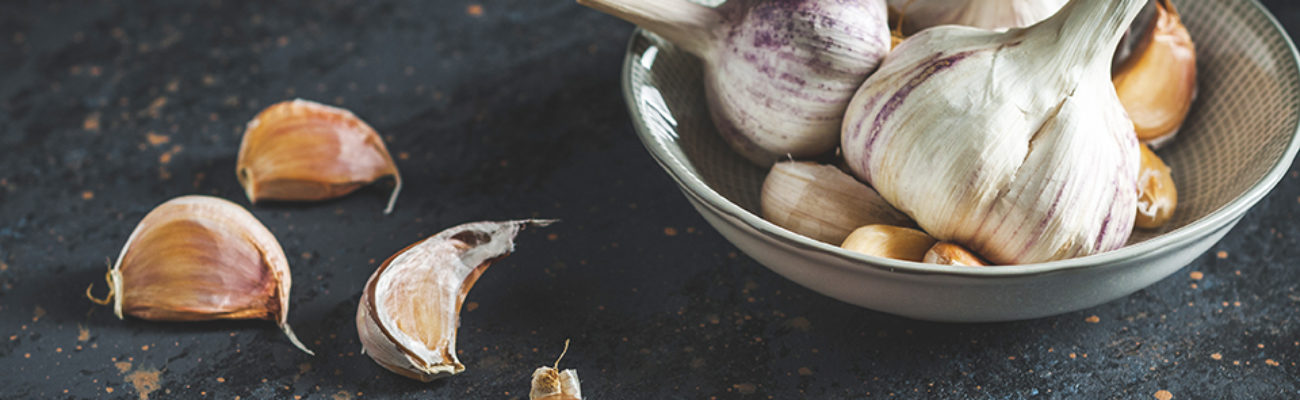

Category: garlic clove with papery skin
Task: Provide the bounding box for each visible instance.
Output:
[578,0,891,166]
[842,0,1146,265]
[888,0,1067,34]
[1112,0,1197,148]
[761,161,913,245]
[237,99,402,214]
[356,219,553,382]
[1135,143,1177,228]
[87,195,312,354]
[530,340,582,400]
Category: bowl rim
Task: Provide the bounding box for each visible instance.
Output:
[620,0,1300,278]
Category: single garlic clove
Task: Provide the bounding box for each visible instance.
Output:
[923,242,989,266]
[356,219,554,382]
[579,0,891,166]
[842,0,1147,264]
[1112,0,1197,148]
[888,0,1067,34]
[236,99,402,214]
[761,161,913,245]
[840,225,937,262]
[88,195,312,354]
[530,340,582,400]
[1136,143,1177,228]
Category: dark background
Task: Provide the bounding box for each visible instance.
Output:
[2,0,1298,398]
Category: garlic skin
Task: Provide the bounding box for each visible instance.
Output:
[237,99,402,214]
[531,367,582,400]
[1135,143,1177,228]
[356,219,553,382]
[923,242,988,266]
[840,225,937,262]
[889,0,1067,33]
[842,0,1144,264]
[579,0,891,165]
[1112,0,1197,148]
[92,195,312,354]
[761,161,912,245]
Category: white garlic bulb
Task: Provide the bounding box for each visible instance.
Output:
[579,0,891,165]
[889,0,1067,33]
[842,0,1145,264]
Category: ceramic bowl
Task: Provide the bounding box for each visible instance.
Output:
[620,0,1300,322]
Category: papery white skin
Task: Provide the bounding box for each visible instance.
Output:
[579,0,891,165]
[842,0,1143,265]
[890,0,1068,32]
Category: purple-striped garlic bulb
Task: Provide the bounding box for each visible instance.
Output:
[841,0,1145,264]
[889,0,1068,34]
[580,0,891,166]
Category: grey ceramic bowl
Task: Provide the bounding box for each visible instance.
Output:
[620,0,1300,322]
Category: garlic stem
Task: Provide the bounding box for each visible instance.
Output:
[576,0,717,56]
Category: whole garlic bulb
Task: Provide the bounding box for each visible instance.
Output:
[889,0,1068,33]
[842,0,1145,264]
[579,0,891,165]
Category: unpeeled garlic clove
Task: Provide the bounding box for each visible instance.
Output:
[356,219,554,382]
[530,340,582,400]
[236,99,402,214]
[888,0,1067,34]
[579,0,890,165]
[923,242,988,266]
[86,195,312,354]
[1136,143,1177,228]
[761,161,913,245]
[840,225,937,262]
[1112,0,1197,148]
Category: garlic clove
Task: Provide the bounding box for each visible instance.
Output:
[530,340,582,400]
[842,0,1147,264]
[579,0,891,166]
[88,195,312,354]
[1136,143,1177,228]
[236,99,402,214]
[761,161,913,245]
[840,225,937,262]
[1112,0,1197,148]
[923,242,989,266]
[356,219,554,382]
[888,0,1067,34]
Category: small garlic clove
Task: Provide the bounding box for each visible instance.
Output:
[530,340,582,400]
[761,161,913,245]
[88,195,312,354]
[1112,0,1197,148]
[356,219,554,382]
[840,225,937,262]
[923,242,989,266]
[236,99,402,214]
[1136,143,1177,228]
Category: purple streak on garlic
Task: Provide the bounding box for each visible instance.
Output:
[579,0,891,166]
[841,0,1144,265]
[889,0,1068,33]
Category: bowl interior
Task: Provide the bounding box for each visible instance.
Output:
[624,0,1300,266]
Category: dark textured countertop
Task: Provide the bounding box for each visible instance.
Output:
[2,1,1298,398]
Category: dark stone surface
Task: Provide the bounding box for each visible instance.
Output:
[1,0,1298,398]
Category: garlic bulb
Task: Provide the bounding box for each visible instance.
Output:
[842,0,1145,264]
[356,219,553,382]
[87,195,312,354]
[530,340,582,400]
[237,99,402,214]
[579,0,890,165]
[761,161,912,245]
[889,0,1067,33]
[1113,0,1197,148]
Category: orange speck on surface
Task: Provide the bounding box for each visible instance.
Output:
[141,345,149,351]
[1189,271,1203,280]
[146,132,170,146]
[466,4,483,16]
[398,152,410,160]
[1233,360,1241,365]
[1266,359,1280,366]
[24,353,30,358]
[106,387,114,393]
[547,233,559,241]
[1153,390,1173,400]
[1084,315,1100,323]
[1211,353,1222,360]
[1216,251,1228,259]
[126,368,162,400]
[277,36,290,47]
[216,377,225,383]
[797,367,813,376]
[465,301,479,312]
[664,227,678,236]
[80,190,96,200]
[84,112,101,131]
[1069,353,1077,359]
[115,361,133,373]
[56,347,62,353]
[33,306,46,322]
